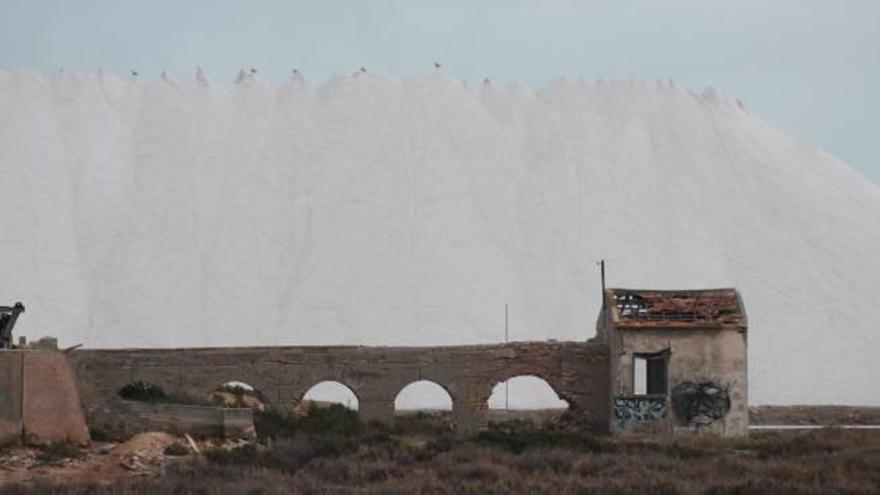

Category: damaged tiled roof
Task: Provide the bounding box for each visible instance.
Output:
[608,288,745,328]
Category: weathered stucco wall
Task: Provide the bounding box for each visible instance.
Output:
[0,350,90,446]
[21,351,91,445]
[0,352,23,444]
[69,341,610,434]
[609,327,748,436]
[599,289,749,437]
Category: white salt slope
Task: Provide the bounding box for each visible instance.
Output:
[1,70,879,406]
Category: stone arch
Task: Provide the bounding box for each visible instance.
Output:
[302,380,360,410]
[394,380,454,413]
[117,380,167,402]
[218,380,256,392]
[486,375,569,411]
[207,380,267,410]
[215,375,274,399]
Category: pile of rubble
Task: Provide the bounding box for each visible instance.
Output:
[110,431,185,475]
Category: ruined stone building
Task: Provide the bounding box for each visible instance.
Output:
[598,288,748,436]
[0,288,748,444]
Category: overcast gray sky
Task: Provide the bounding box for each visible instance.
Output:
[1,0,878,185]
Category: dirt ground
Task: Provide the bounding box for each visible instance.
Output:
[3,427,880,494]
[0,432,241,488]
[3,405,880,493]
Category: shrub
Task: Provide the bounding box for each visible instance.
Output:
[298,403,362,437]
[118,381,167,402]
[471,420,607,454]
[205,443,262,467]
[6,429,880,494]
[117,381,215,407]
[214,404,368,474]
[254,403,362,441]
[391,411,454,437]
[88,427,112,442]
[37,443,83,464]
[207,437,346,474]
[253,409,299,440]
[747,429,851,459]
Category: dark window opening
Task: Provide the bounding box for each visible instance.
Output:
[634,352,668,395]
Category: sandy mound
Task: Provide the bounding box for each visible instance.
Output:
[110,431,177,457]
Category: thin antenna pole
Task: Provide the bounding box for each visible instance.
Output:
[505,303,509,343]
[599,260,607,336]
[505,303,509,411]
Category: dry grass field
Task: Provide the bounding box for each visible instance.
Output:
[3,407,880,494]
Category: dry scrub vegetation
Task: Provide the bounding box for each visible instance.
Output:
[3,406,880,494]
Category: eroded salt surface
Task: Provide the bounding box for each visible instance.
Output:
[1,70,879,406]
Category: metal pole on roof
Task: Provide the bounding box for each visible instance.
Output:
[505,303,509,344]
[599,260,607,338]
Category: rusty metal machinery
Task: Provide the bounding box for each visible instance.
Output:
[0,302,25,349]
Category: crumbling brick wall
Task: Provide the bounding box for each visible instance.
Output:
[68,341,610,434]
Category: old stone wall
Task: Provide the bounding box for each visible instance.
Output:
[68,341,610,434]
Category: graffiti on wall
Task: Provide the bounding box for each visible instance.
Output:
[613,395,666,431]
[671,381,730,426]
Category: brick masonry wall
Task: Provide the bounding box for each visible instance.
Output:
[69,341,610,434]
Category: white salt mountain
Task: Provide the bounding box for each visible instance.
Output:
[1,70,878,408]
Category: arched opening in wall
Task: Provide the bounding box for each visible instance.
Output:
[394,380,453,414]
[487,375,569,424]
[300,381,359,412]
[207,381,266,411]
[118,381,167,403]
